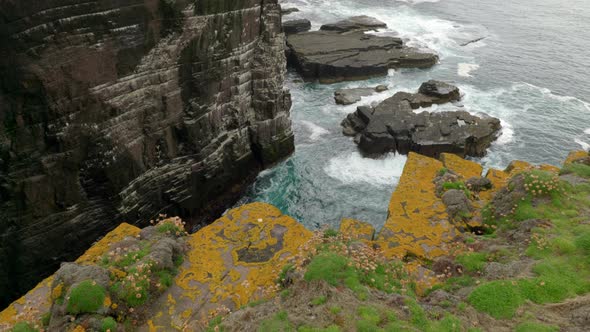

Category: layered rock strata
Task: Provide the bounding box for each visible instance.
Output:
[342,81,502,157]
[0,0,294,307]
[286,16,438,83]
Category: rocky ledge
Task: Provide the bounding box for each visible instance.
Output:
[342,81,502,157]
[286,16,438,83]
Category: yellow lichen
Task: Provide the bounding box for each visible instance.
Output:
[440,153,483,179]
[564,150,588,165]
[377,152,458,260]
[146,202,312,330]
[339,218,375,241]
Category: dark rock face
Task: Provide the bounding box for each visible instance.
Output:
[283,19,312,35]
[319,15,387,33]
[286,17,438,83]
[0,0,293,307]
[334,85,388,105]
[341,81,501,158]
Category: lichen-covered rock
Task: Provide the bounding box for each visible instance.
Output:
[376,153,459,259]
[0,0,294,307]
[442,189,473,225]
[145,202,312,330]
[339,218,375,241]
[0,223,140,328]
[564,150,590,165]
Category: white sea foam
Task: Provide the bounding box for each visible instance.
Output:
[496,120,514,146]
[300,120,329,141]
[324,152,407,187]
[585,128,590,135]
[458,63,480,77]
[575,139,590,151]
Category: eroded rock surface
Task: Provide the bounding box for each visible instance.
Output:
[0,0,294,306]
[334,85,388,105]
[286,16,438,83]
[342,81,501,157]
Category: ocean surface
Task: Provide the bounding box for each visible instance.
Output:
[237,0,590,230]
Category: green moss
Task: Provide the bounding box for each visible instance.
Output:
[455,252,487,273]
[66,280,106,314]
[323,229,339,238]
[207,315,224,332]
[406,299,428,329]
[298,326,341,332]
[11,322,38,332]
[468,281,523,319]
[258,311,293,332]
[101,317,117,332]
[111,266,150,307]
[438,168,449,176]
[156,222,184,235]
[157,270,174,288]
[329,306,341,314]
[311,296,327,306]
[575,230,590,254]
[560,163,590,178]
[442,181,472,197]
[427,314,462,332]
[41,312,50,327]
[304,252,365,297]
[515,322,558,332]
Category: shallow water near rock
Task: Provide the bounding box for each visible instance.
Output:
[238,0,590,230]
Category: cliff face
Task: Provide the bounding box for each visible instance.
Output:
[0,0,294,306]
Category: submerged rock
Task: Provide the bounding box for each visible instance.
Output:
[286,16,438,83]
[341,81,501,158]
[281,7,300,16]
[283,19,312,35]
[334,85,389,105]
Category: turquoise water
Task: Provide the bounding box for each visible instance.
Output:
[237,0,590,230]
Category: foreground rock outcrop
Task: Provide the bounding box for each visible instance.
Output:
[0,0,294,307]
[4,152,590,332]
[342,81,502,157]
[286,16,438,83]
[0,203,312,331]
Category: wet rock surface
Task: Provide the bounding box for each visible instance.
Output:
[334,85,388,105]
[283,19,312,35]
[342,81,501,158]
[286,16,438,83]
[0,0,294,306]
[319,15,387,32]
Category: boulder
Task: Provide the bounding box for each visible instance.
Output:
[342,81,501,158]
[442,189,473,223]
[283,19,312,35]
[286,17,438,83]
[319,15,387,32]
[465,177,493,192]
[334,85,388,105]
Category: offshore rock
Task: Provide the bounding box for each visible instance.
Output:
[319,15,387,32]
[0,0,294,306]
[283,19,312,35]
[334,85,389,105]
[342,81,501,158]
[286,17,438,83]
